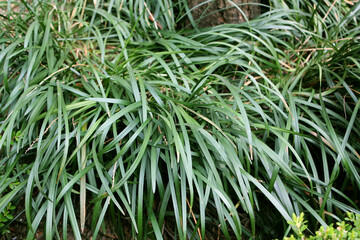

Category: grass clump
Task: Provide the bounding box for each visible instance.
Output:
[0,0,360,239]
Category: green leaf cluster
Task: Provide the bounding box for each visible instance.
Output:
[285,212,360,240]
[0,203,15,234]
[0,173,20,235]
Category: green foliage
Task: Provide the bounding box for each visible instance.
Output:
[0,131,21,146]
[0,172,20,235]
[0,0,359,239]
[284,212,360,240]
[0,202,15,234]
[0,131,21,235]
[287,213,309,238]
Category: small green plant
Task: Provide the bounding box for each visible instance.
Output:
[0,131,21,148]
[0,177,20,235]
[0,202,15,234]
[284,212,360,240]
[286,213,308,239]
[0,131,21,235]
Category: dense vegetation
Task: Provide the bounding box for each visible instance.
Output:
[285,212,360,239]
[0,0,359,239]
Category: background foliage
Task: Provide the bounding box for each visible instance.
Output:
[284,212,360,239]
[0,0,359,239]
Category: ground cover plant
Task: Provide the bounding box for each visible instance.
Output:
[284,212,360,239]
[0,0,359,239]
